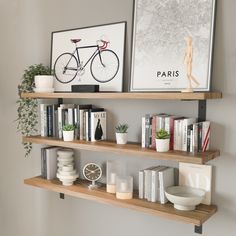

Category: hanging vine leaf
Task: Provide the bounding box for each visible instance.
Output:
[16,64,51,157]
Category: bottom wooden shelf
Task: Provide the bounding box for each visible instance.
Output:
[24,176,217,227]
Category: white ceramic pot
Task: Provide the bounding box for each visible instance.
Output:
[34,75,54,89]
[155,139,170,152]
[116,133,128,144]
[63,130,74,141]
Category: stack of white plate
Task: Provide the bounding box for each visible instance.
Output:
[56,149,79,186]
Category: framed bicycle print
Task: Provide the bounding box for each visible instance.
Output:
[130,0,216,92]
[51,22,126,92]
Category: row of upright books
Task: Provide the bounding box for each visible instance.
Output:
[40,103,107,141]
[142,113,211,153]
[139,166,175,204]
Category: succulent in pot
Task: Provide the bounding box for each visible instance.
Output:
[62,124,75,142]
[155,129,170,152]
[115,123,129,144]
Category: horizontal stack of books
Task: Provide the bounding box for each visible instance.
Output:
[40,103,106,141]
[141,113,210,153]
[139,166,175,204]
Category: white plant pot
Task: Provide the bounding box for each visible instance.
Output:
[34,75,54,89]
[155,139,170,152]
[63,130,74,142]
[116,133,128,144]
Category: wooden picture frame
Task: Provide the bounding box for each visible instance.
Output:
[51,22,126,92]
[130,0,216,92]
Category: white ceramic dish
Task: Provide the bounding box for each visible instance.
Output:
[57,149,74,158]
[58,170,77,176]
[165,186,205,211]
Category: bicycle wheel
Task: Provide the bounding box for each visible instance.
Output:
[54,53,78,84]
[90,49,120,83]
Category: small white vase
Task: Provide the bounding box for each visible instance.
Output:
[155,139,170,152]
[34,75,54,89]
[116,133,128,144]
[63,130,74,142]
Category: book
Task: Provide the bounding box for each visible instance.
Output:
[150,166,167,202]
[182,118,197,151]
[40,104,48,137]
[141,117,146,148]
[179,162,212,205]
[159,167,175,204]
[144,166,158,200]
[138,169,145,199]
[202,121,210,152]
[145,114,151,148]
[165,115,180,150]
[77,104,92,140]
[41,147,59,180]
[91,111,106,142]
[47,105,54,137]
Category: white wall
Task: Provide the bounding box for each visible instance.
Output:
[0,0,236,235]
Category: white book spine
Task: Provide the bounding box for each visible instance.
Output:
[151,170,158,202]
[40,104,47,137]
[79,110,84,140]
[141,117,146,148]
[144,169,151,200]
[85,111,89,141]
[58,107,63,139]
[139,170,144,199]
[68,108,74,125]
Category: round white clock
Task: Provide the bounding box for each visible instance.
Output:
[83,163,102,189]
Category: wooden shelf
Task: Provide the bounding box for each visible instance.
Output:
[24,176,217,226]
[23,136,220,164]
[21,92,222,100]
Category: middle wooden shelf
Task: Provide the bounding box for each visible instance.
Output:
[23,135,220,164]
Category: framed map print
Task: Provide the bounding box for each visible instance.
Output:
[130,0,216,92]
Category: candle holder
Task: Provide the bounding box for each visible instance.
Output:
[116,176,133,200]
[106,161,120,193]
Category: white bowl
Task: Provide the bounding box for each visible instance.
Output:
[165,186,205,211]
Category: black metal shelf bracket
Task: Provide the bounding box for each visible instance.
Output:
[194,225,203,234]
[198,100,207,122]
[59,193,65,199]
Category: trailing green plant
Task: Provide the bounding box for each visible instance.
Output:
[63,124,75,131]
[17,64,51,157]
[156,129,170,139]
[115,123,129,133]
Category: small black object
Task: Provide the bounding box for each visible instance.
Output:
[194,225,203,234]
[71,85,99,93]
[59,193,65,199]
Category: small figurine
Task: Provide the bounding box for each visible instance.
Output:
[182,37,200,93]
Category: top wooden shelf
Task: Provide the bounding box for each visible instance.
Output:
[21,92,222,100]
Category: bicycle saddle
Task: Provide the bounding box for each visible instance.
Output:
[71,39,81,43]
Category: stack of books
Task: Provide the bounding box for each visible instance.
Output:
[139,166,175,204]
[141,113,210,153]
[39,103,107,142]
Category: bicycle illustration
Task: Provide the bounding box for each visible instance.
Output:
[54,39,120,84]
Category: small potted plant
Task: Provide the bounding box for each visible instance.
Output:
[156,129,170,152]
[62,124,75,142]
[115,123,129,144]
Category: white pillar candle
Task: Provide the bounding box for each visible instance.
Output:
[120,181,128,192]
[110,172,116,184]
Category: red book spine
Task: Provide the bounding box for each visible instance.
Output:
[169,117,175,150]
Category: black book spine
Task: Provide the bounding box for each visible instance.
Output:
[47,105,53,137]
[198,123,203,152]
[187,124,192,152]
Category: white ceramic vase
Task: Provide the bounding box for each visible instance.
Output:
[116,133,128,144]
[34,75,54,89]
[63,130,74,141]
[155,139,170,152]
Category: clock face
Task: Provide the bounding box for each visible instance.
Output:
[83,163,102,182]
